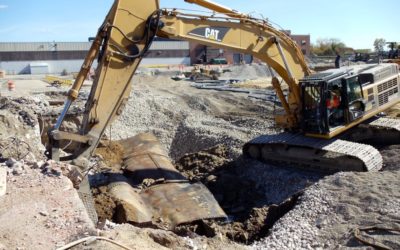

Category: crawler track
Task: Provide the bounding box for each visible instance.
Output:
[243,132,383,172]
[369,117,400,131]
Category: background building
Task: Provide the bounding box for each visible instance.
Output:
[0,38,190,74]
[285,30,311,56]
[0,32,310,74]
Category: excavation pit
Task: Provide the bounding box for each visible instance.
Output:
[92,142,322,245]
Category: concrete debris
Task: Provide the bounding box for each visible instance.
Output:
[41,160,83,187]
[5,158,25,176]
[31,160,44,169]
[5,158,17,168]
[11,162,24,176]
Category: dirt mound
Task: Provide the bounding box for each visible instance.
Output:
[175,145,230,181]
[94,141,125,172]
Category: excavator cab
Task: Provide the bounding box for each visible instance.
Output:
[300,69,365,135]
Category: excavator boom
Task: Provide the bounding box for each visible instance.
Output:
[49,0,311,164]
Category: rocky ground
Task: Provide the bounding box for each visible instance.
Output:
[0,66,399,249]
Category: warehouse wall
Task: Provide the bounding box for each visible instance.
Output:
[0,58,190,75]
[0,60,90,75]
[0,41,191,74]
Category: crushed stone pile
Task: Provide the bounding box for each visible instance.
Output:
[253,169,400,249]
[107,79,276,160]
[221,64,271,79]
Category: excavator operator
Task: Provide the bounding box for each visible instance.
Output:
[326,86,341,109]
[326,85,344,126]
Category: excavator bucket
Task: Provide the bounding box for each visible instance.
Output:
[107,133,226,229]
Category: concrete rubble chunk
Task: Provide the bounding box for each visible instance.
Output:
[5,158,17,168]
[31,161,44,169]
[11,162,24,176]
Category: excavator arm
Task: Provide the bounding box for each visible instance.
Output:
[49,0,311,166]
[158,8,311,122]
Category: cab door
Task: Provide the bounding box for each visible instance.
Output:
[343,76,365,123]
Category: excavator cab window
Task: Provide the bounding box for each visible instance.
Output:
[343,75,365,123]
[301,78,347,134]
[301,82,329,134]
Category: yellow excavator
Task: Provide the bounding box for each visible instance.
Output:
[48,0,400,226]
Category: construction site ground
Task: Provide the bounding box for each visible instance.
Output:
[0,65,399,249]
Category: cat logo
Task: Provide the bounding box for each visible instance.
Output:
[188,27,229,42]
[205,28,220,41]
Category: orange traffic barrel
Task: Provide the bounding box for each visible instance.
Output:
[7,80,15,91]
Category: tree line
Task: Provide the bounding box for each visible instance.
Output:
[311,38,399,57]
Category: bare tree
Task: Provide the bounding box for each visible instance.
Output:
[311,38,347,56]
[373,38,386,56]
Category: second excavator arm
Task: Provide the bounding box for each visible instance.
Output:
[49,0,311,167]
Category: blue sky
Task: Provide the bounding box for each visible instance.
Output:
[0,0,399,50]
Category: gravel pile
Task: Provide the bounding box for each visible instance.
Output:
[221,64,271,79]
[108,81,275,160]
[253,170,400,249]
[242,161,324,205]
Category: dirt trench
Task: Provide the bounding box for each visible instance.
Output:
[173,145,303,244]
[92,144,307,245]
